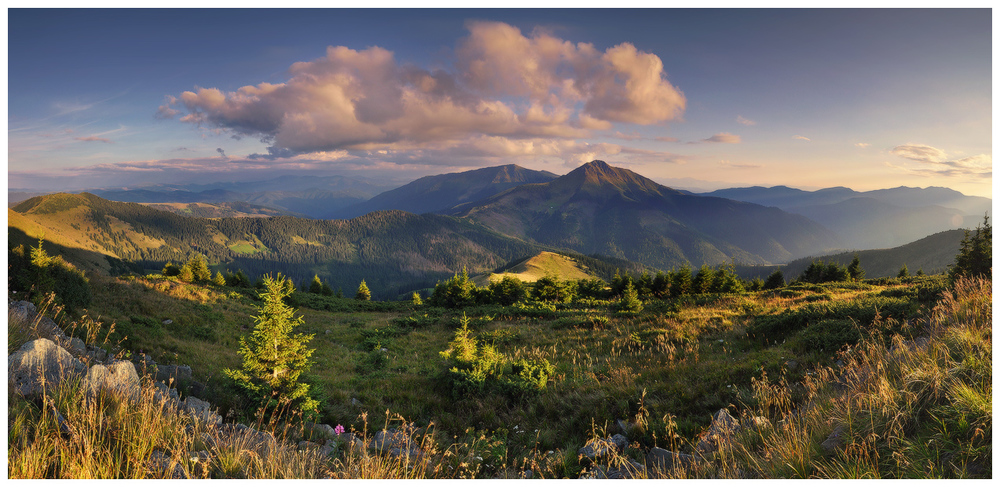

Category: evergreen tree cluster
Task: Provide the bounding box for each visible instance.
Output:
[950,214,991,282]
[8,238,92,310]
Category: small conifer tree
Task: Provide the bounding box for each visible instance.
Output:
[847,254,865,281]
[213,271,227,286]
[898,263,909,278]
[411,291,423,305]
[309,275,323,294]
[618,280,643,312]
[224,275,318,415]
[355,280,371,301]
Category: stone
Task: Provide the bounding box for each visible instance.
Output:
[306,422,338,441]
[369,427,420,458]
[785,359,799,371]
[616,419,631,436]
[65,337,87,357]
[155,364,193,385]
[646,447,695,473]
[182,396,222,426]
[83,360,141,400]
[696,409,741,453]
[148,450,187,479]
[821,424,848,453]
[8,338,87,397]
[578,436,626,461]
[86,346,108,363]
[162,319,173,325]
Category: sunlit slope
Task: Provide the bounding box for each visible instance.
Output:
[471,251,598,286]
[9,192,546,297]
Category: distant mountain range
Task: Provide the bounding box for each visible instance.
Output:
[8,161,988,296]
[702,185,989,249]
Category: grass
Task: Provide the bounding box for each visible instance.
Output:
[11,273,989,478]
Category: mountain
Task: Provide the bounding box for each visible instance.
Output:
[8,193,549,299]
[790,197,966,250]
[338,164,558,218]
[703,185,990,249]
[454,160,842,270]
[89,174,398,219]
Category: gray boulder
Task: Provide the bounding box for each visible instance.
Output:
[155,364,193,385]
[821,424,848,453]
[8,338,87,396]
[83,360,141,400]
[182,396,222,426]
[646,447,695,474]
[369,427,421,458]
[578,435,628,461]
[696,409,740,453]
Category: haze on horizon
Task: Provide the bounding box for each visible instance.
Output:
[7,8,993,198]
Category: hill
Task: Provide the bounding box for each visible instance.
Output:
[471,251,599,287]
[338,164,557,218]
[455,160,842,270]
[140,201,305,218]
[735,229,967,281]
[9,193,549,298]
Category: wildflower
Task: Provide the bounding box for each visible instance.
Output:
[334,424,345,435]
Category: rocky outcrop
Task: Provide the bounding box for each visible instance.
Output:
[9,338,87,396]
[696,409,741,453]
[83,360,141,400]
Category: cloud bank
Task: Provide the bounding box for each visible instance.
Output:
[890,143,991,179]
[161,21,686,166]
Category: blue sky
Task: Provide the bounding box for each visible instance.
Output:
[7,8,993,197]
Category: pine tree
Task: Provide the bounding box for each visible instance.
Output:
[951,214,992,282]
[309,274,324,294]
[618,280,643,312]
[763,269,785,290]
[355,279,372,301]
[213,271,227,286]
[224,275,318,415]
[898,264,909,278]
[847,254,865,281]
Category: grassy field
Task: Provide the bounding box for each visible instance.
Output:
[11,267,978,479]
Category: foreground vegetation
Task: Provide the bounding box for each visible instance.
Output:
[8,218,991,478]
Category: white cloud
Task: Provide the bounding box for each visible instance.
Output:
[736,115,756,126]
[165,21,686,160]
[855,142,871,148]
[792,135,811,141]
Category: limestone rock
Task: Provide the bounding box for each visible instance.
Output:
[696,409,740,453]
[646,447,695,474]
[155,364,193,385]
[182,396,222,426]
[83,360,141,400]
[8,338,87,396]
[821,424,848,453]
[578,435,627,462]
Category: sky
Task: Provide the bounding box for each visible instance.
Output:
[6,7,994,197]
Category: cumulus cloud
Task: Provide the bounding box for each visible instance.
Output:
[792,135,811,141]
[889,143,991,179]
[736,115,756,126]
[704,132,741,144]
[855,142,871,148]
[164,21,686,160]
[75,136,112,143]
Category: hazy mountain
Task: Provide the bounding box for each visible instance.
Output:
[791,197,966,250]
[338,164,558,218]
[702,185,990,249]
[86,174,399,219]
[454,160,842,270]
[704,185,990,215]
[735,229,966,281]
